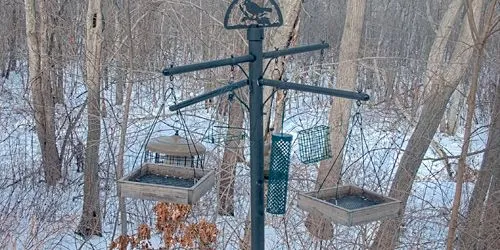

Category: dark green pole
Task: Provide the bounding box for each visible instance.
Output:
[248,27,264,250]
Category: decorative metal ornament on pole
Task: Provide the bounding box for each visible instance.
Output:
[224,0,283,30]
[162,1,370,249]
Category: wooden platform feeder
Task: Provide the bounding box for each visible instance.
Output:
[118,163,215,204]
[297,185,401,226]
[119,134,214,204]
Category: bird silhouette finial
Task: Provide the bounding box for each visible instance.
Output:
[224,0,284,30]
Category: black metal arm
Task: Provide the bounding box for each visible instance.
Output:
[260,79,370,101]
[162,42,329,77]
[163,55,255,76]
[263,42,329,59]
[169,80,248,111]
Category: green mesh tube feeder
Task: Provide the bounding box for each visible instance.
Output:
[266,133,293,215]
[297,125,332,164]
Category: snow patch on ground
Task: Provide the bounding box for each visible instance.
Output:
[0,71,488,249]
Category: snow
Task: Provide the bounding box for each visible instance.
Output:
[0,69,488,249]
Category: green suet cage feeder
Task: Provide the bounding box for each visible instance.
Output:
[266,133,293,215]
[297,125,332,164]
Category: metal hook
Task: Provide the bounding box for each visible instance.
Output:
[169,64,174,82]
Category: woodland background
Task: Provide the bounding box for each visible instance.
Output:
[0,0,499,249]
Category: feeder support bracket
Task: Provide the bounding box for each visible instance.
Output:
[261,79,369,101]
[169,80,248,111]
[263,42,329,59]
[162,55,255,76]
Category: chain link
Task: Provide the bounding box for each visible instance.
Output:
[317,44,325,86]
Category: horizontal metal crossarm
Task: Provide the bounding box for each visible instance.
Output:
[169,80,248,111]
[263,42,330,59]
[162,55,255,76]
[162,43,329,77]
[260,79,370,101]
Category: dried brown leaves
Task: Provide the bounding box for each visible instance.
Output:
[110,202,218,249]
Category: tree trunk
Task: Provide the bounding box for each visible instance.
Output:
[422,0,463,97]
[77,0,104,237]
[51,1,66,105]
[478,52,500,249]
[25,0,62,186]
[370,1,483,249]
[39,0,62,185]
[305,0,366,240]
[427,0,462,133]
[272,90,287,134]
[218,89,245,216]
[461,2,500,243]
[461,75,500,249]
[114,2,124,105]
[446,45,481,250]
[444,83,465,135]
[54,38,65,104]
[5,7,18,78]
[481,190,500,249]
[116,0,133,235]
[474,65,500,250]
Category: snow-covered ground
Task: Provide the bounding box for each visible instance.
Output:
[0,70,487,249]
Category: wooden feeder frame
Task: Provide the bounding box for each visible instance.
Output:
[297,184,401,226]
[118,163,215,204]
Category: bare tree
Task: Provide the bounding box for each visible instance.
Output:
[24,0,62,186]
[460,73,500,249]
[370,0,484,248]
[460,3,500,248]
[76,0,104,237]
[426,0,463,136]
[1,3,19,79]
[112,0,124,105]
[447,1,498,248]
[218,85,246,216]
[115,0,133,236]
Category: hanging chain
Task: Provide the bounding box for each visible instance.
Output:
[320,47,325,72]
[169,65,181,130]
[169,64,174,82]
[317,45,325,86]
[272,49,281,79]
[230,65,235,82]
[229,59,235,101]
[168,68,203,170]
[279,54,288,131]
[356,102,365,191]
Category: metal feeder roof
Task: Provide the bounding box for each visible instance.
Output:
[146,135,206,156]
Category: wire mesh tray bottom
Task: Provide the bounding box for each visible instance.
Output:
[327,195,382,210]
[134,174,195,188]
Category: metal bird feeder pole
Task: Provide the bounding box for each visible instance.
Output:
[162,1,370,249]
[248,27,265,249]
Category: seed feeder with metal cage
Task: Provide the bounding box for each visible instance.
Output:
[297,125,332,164]
[118,133,215,204]
[266,133,293,215]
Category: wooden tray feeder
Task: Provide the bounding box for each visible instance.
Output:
[297,185,401,226]
[144,134,206,167]
[119,134,214,204]
[118,163,215,204]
